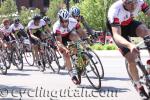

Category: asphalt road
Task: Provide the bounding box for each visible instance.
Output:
[0,51,149,100]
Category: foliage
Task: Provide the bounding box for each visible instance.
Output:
[77,0,115,30]
[0,0,17,22]
[46,0,64,24]
[19,7,40,26]
[90,43,118,50]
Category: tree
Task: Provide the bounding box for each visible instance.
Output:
[0,0,17,22]
[19,6,40,26]
[46,0,65,24]
[77,0,115,30]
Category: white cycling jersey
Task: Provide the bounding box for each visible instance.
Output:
[0,26,12,37]
[10,23,24,31]
[53,18,80,37]
[107,0,149,26]
[27,19,46,30]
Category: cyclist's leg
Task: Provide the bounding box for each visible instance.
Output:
[136,24,150,53]
[121,21,148,98]
[29,37,40,65]
[61,36,79,84]
[60,37,72,71]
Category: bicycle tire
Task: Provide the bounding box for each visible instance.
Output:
[3,50,11,69]
[13,50,23,70]
[24,51,34,66]
[87,49,104,79]
[83,52,101,89]
[49,48,60,73]
[0,56,7,75]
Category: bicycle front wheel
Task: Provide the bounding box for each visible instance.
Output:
[0,57,7,75]
[83,52,101,89]
[87,49,104,79]
[13,50,23,70]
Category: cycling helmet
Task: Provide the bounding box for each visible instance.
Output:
[70,6,80,16]
[43,16,50,21]
[58,9,69,20]
[14,18,20,24]
[33,14,42,21]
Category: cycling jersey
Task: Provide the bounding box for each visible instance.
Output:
[0,26,15,41]
[107,0,149,26]
[53,18,81,37]
[0,26,12,37]
[27,19,46,33]
[10,23,24,31]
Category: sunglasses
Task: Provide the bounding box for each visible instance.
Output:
[73,15,80,18]
[60,20,69,24]
[125,1,137,4]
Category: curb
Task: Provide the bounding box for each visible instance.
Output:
[94,50,149,57]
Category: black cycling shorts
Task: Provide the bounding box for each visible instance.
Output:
[29,30,42,45]
[107,20,142,56]
[3,34,15,42]
[62,34,71,46]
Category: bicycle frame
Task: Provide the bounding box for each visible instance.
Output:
[68,40,88,71]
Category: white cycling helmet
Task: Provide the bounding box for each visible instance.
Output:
[70,6,80,16]
[58,9,69,20]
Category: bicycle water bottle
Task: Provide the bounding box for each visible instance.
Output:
[146,60,150,75]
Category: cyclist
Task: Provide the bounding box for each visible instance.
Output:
[70,6,81,21]
[53,9,86,84]
[27,14,51,70]
[70,6,98,43]
[0,18,16,49]
[10,18,28,41]
[107,0,150,99]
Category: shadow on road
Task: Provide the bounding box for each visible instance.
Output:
[0,85,32,100]
[102,76,130,81]
[6,72,30,76]
[78,85,130,93]
[43,71,68,76]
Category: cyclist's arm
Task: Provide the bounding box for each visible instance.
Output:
[28,29,39,40]
[77,27,88,38]
[76,22,88,38]
[145,9,150,16]
[111,26,132,49]
[45,25,51,34]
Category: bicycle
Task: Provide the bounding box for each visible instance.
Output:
[15,30,35,66]
[0,47,8,75]
[37,38,60,73]
[125,35,150,98]
[6,40,23,70]
[68,39,102,89]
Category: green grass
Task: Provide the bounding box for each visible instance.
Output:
[90,43,118,50]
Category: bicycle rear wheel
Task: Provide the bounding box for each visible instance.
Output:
[83,52,101,89]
